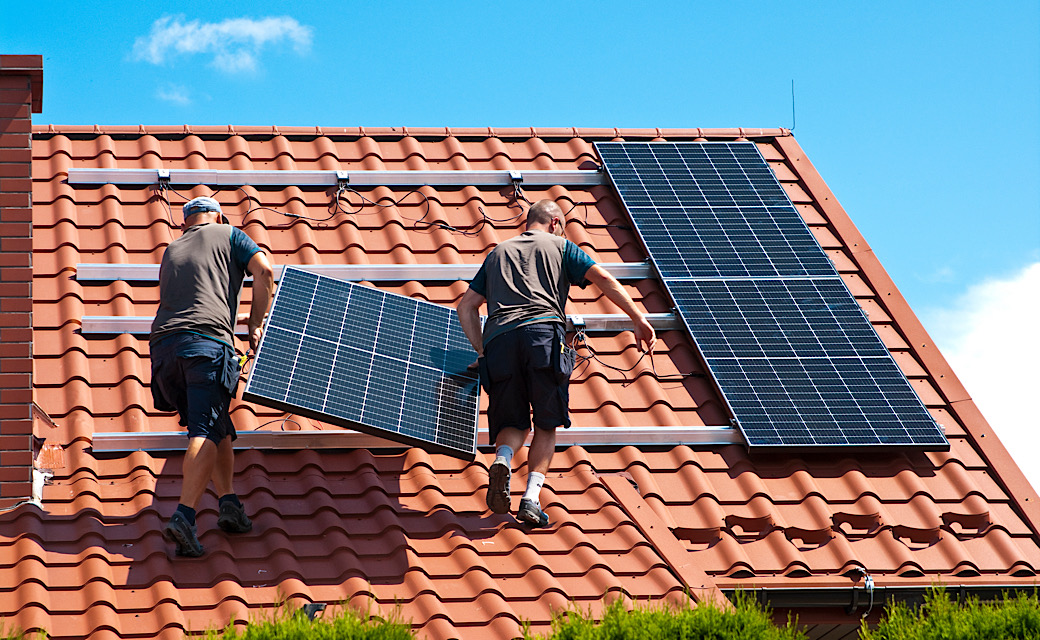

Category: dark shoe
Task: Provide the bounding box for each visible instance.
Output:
[163,511,204,557]
[517,498,550,528]
[217,500,253,533]
[486,456,511,514]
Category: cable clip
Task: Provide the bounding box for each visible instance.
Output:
[157,169,170,190]
[335,170,349,190]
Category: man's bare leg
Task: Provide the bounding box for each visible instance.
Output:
[163,436,216,557]
[211,436,234,497]
[181,436,217,509]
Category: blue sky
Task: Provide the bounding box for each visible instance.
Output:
[4,1,1039,476]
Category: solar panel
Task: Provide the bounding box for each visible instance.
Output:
[596,142,836,279]
[243,267,480,460]
[668,278,946,447]
[596,141,947,450]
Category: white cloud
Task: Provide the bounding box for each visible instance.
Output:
[156,84,191,105]
[133,15,312,72]
[923,261,1040,489]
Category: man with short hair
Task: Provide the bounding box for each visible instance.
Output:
[457,199,656,528]
[151,196,274,557]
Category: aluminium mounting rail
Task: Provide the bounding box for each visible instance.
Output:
[74,262,654,282]
[80,313,685,335]
[65,168,605,188]
[91,426,740,452]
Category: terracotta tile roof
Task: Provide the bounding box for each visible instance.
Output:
[5,125,1040,639]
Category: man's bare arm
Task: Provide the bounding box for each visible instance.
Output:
[583,264,656,353]
[246,251,275,351]
[456,287,486,356]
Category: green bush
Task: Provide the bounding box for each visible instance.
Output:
[525,591,806,640]
[861,587,1040,640]
[0,627,45,640]
[203,605,414,640]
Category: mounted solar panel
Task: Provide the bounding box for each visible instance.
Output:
[596,141,947,450]
[243,267,480,460]
[668,278,946,447]
[596,141,835,279]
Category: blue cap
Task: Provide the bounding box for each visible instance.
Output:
[183,196,222,218]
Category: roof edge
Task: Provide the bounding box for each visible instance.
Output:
[774,135,1040,541]
[31,125,792,140]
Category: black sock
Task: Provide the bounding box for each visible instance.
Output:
[175,503,196,526]
[219,494,242,508]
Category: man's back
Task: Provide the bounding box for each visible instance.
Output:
[476,230,592,345]
[151,222,254,347]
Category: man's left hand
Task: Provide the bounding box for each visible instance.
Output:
[249,325,263,351]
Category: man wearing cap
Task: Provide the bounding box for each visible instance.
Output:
[456,199,656,528]
[150,196,274,557]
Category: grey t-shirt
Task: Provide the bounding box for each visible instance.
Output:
[150,223,262,348]
[469,230,595,346]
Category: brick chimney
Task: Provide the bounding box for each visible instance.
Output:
[0,55,42,508]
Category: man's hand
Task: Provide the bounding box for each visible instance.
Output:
[633,315,656,354]
[248,324,263,352]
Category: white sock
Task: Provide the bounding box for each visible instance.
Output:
[523,472,545,506]
[495,445,514,465]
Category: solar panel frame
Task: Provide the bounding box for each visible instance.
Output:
[243,267,480,460]
[595,141,948,451]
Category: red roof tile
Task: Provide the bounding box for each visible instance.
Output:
[3,125,1038,639]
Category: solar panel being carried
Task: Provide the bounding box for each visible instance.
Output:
[243,267,480,460]
[596,141,947,450]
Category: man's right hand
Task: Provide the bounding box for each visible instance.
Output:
[634,316,656,354]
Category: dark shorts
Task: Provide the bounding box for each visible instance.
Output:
[150,332,240,444]
[479,323,575,445]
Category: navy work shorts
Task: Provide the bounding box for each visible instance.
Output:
[150,332,240,444]
[478,323,575,445]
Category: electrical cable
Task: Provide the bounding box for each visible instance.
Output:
[568,329,695,387]
[250,415,307,432]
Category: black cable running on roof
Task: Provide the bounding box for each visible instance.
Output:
[568,329,697,387]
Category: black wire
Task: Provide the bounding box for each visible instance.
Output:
[513,181,533,205]
[155,183,177,241]
[568,200,632,236]
[250,415,307,432]
[330,185,444,231]
[158,180,623,243]
[569,330,695,387]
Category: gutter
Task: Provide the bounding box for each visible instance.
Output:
[737,584,1040,618]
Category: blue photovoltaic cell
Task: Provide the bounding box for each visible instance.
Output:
[596,141,947,450]
[244,267,479,459]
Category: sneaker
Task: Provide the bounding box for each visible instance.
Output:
[517,498,550,529]
[486,456,511,514]
[163,511,204,557]
[217,500,253,533]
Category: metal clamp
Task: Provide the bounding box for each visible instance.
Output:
[156,169,170,189]
[508,170,522,183]
[335,170,349,190]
